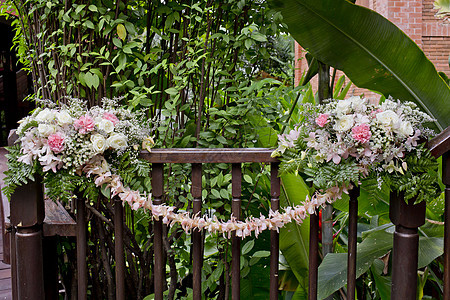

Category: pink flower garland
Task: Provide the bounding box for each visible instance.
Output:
[83,156,348,239]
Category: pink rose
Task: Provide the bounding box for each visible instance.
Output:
[74,115,95,134]
[48,133,65,153]
[352,123,371,143]
[103,112,119,125]
[315,114,329,127]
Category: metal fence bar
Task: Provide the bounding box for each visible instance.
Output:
[192,163,203,300]
[114,198,125,300]
[231,163,242,300]
[152,163,164,300]
[308,210,319,300]
[76,195,87,300]
[443,152,450,300]
[347,186,359,300]
[270,162,280,300]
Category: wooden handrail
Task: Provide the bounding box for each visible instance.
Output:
[427,126,450,158]
[140,148,278,163]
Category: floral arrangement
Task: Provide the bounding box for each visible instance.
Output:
[4,98,154,203]
[4,96,440,240]
[272,96,441,203]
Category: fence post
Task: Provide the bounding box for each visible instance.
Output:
[10,179,45,299]
[389,191,426,300]
[442,152,450,300]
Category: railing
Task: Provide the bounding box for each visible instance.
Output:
[4,125,450,299]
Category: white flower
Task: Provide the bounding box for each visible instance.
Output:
[91,134,107,153]
[336,99,352,115]
[38,124,56,137]
[36,108,54,122]
[57,110,73,125]
[350,97,366,111]
[333,115,354,132]
[395,121,413,137]
[107,133,128,150]
[97,119,115,133]
[376,110,399,128]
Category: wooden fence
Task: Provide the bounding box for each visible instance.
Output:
[3,125,450,299]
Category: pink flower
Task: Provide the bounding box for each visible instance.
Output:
[103,112,119,125]
[315,114,329,127]
[47,133,65,153]
[74,115,95,134]
[352,123,371,143]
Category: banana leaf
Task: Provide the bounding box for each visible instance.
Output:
[270,0,450,131]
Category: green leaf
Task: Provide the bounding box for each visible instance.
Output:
[242,240,255,255]
[84,72,99,89]
[270,0,450,131]
[370,260,391,300]
[251,32,268,42]
[88,4,97,12]
[84,20,95,29]
[75,4,86,14]
[318,229,393,299]
[112,38,122,49]
[279,174,310,294]
[252,250,270,258]
[418,237,443,268]
[117,23,127,41]
[434,0,450,19]
[243,174,253,184]
[216,136,227,145]
[164,87,178,95]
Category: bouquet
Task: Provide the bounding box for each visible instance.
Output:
[4,98,154,203]
[272,96,441,203]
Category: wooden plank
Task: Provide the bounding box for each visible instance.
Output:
[43,200,76,237]
[0,269,10,280]
[0,289,12,300]
[0,278,11,291]
[140,148,279,164]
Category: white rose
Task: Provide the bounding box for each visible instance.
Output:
[107,133,128,150]
[396,121,414,137]
[333,115,354,132]
[97,119,115,133]
[36,108,54,122]
[91,134,107,153]
[350,97,366,111]
[336,99,352,115]
[38,124,56,137]
[376,110,399,127]
[57,110,73,125]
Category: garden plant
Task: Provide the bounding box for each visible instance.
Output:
[1,0,449,299]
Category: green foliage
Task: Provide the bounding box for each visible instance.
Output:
[304,159,360,190]
[386,146,441,203]
[2,144,37,199]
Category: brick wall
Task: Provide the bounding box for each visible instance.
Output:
[423,37,450,76]
[422,0,450,77]
[294,0,450,98]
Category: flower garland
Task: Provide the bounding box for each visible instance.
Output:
[5,97,345,239]
[83,155,346,239]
